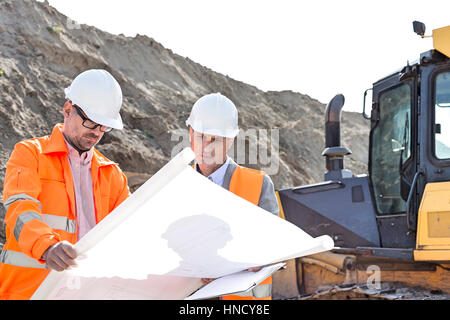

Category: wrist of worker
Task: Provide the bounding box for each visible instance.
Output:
[37,236,60,263]
[41,247,49,261]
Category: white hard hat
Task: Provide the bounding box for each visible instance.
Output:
[186,93,239,138]
[64,69,123,130]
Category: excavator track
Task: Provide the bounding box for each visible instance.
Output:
[296,283,450,300]
[273,251,450,300]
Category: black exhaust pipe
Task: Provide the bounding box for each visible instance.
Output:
[322,94,352,180]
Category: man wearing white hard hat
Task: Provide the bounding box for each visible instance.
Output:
[0,69,130,300]
[186,93,279,300]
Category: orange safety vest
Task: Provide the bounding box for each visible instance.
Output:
[221,166,272,300]
[0,124,130,300]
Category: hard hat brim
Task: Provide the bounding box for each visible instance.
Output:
[187,120,239,138]
[84,108,124,130]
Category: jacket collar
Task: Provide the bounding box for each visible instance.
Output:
[42,124,116,167]
[42,124,68,155]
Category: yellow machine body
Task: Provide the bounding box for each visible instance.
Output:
[432,25,450,58]
[414,182,450,261]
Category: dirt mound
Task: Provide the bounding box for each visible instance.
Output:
[0,0,370,243]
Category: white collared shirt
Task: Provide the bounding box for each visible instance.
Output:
[196,157,230,187]
[62,133,96,240]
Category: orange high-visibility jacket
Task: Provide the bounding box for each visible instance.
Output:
[222,165,273,300]
[0,124,130,300]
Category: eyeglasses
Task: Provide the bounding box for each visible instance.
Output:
[71,103,112,132]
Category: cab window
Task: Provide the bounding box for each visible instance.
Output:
[371,84,411,214]
[434,71,450,159]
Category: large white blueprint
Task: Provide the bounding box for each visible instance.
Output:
[32,148,333,300]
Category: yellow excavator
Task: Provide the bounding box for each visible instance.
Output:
[273,22,450,299]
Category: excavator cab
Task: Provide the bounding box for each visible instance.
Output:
[369,65,417,248]
[369,26,450,255]
[274,22,450,298]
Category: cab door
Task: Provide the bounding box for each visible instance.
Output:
[369,71,418,247]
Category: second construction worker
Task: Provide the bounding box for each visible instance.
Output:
[186,92,279,300]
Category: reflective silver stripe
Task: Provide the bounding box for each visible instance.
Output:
[3,194,76,232]
[14,211,43,243]
[0,250,48,269]
[252,283,272,299]
[233,289,254,297]
[4,193,42,211]
[42,214,76,233]
[232,283,272,298]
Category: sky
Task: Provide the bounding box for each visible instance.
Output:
[39,0,449,112]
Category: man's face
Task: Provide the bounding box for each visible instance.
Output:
[62,101,105,152]
[189,127,233,166]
